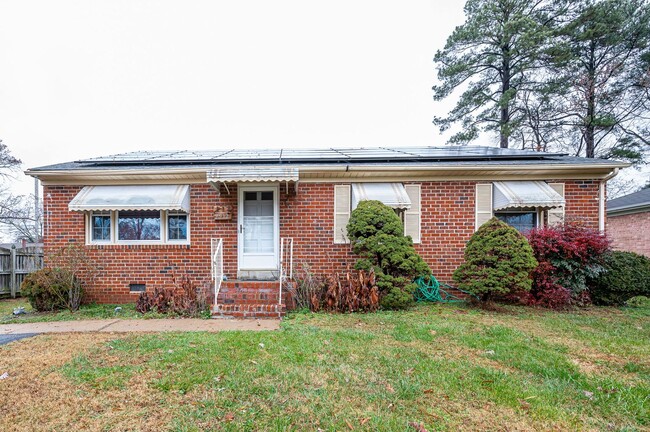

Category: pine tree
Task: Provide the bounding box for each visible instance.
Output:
[433,0,561,148]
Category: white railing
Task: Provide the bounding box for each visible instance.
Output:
[211,238,224,306]
[279,237,294,306]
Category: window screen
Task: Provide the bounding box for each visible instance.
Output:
[118,211,161,241]
[168,213,188,241]
[495,212,537,233]
[91,213,111,241]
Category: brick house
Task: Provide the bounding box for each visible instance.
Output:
[606,188,650,257]
[26,146,626,316]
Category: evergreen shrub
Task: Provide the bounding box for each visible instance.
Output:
[453,218,537,302]
[347,200,430,309]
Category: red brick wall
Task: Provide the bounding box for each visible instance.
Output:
[607,212,650,257]
[563,180,601,229]
[43,184,221,303]
[42,179,602,303]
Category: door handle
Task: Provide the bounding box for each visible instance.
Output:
[240,224,243,233]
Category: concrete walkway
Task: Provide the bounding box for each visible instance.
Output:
[0,318,280,335]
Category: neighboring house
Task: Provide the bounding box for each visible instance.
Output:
[606,188,650,257]
[26,146,626,316]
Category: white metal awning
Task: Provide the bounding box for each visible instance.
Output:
[68,185,191,212]
[352,183,411,210]
[206,167,299,184]
[493,181,564,211]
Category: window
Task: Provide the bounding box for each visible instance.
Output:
[168,213,188,241]
[495,212,537,233]
[333,183,421,244]
[91,212,111,242]
[118,210,161,241]
[88,210,189,244]
[475,182,565,231]
[394,208,405,223]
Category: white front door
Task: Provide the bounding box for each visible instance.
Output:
[238,185,279,271]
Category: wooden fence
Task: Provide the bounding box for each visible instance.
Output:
[0,249,44,297]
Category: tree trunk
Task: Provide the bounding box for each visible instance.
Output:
[585,41,596,158]
[500,46,511,149]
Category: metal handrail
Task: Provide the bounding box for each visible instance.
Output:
[279,237,294,306]
[211,238,224,307]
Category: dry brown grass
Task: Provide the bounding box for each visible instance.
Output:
[0,305,646,431]
[0,334,182,432]
[0,333,563,432]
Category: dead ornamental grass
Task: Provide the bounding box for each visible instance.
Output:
[0,334,182,432]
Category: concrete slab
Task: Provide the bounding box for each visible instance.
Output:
[0,318,279,334]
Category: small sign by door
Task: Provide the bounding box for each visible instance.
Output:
[213,205,232,221]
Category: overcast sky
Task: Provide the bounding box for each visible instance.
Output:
[0,0,469,198]
[1,0,645,206]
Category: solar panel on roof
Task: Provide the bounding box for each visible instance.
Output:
[74,146,566,166]
[280,149,348,159]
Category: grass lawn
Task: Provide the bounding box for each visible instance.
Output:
[0,298,168,324]
[0,304,648,431]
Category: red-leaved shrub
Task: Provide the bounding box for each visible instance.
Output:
[525,223,610,308]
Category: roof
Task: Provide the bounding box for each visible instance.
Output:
[607,188,650,216]
[25,146,628,184]
[27,146,626,172]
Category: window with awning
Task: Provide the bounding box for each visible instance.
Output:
[68,185,190,212]
[334,183,421,244]
[69,185,191,244]
[475,181,566,233]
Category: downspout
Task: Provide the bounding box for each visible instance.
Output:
[599,168,619,233]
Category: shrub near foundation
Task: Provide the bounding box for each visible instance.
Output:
[590,251,650,306]
[20,268,72,312]
[453,218,537,302]
[347,200,430,310]
[526,224,609,308]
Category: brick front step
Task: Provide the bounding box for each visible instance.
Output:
[217,279,293,305]
[212,303,286,319]
[213,279,293,318]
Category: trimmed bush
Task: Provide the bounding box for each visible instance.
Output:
[20,268,73,312]
[453,218,537,302]
[589,251,650,306]
[526,224,610,308]
[347,200,430,310]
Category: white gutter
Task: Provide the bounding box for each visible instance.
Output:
[599,168,620,233]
